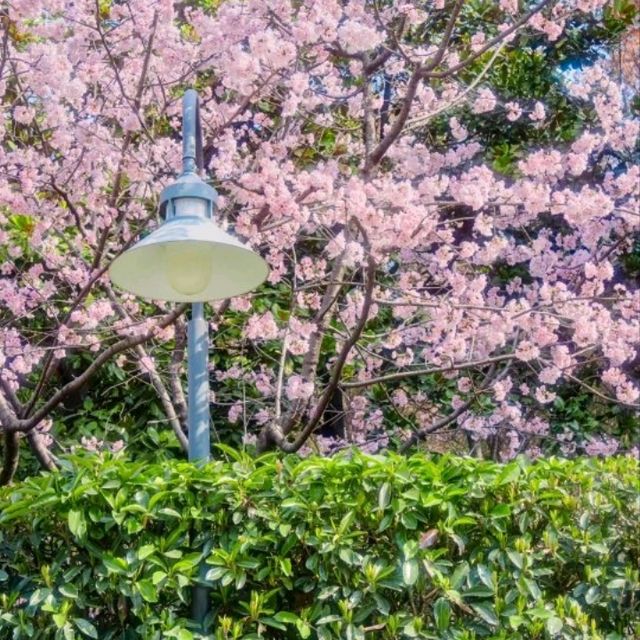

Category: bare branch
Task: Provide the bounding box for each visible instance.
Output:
[0,389,20,432]
[364,14,408,73]
[169,317,188,427]
[91,8,159,269]
[0,378,22,415]
[421,0,465,73]
[550,365,640,409]
[399,362,502,452]
[0,432,19,486]
[133,344,188,450]
[106,288,188,450]
[280,253,349,437]
[365,67,422,172]
[27,431,56,471]
[22,228,153,420]
[341,354,515,389]
[404,41,507,133]
[425,0,555,79]
[362,53,377,159]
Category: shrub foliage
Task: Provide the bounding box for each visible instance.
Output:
[0,451,638,639]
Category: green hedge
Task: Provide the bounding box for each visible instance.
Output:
[0,450,638,639]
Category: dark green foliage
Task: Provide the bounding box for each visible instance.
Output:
[620,233,640,279]
[415,1,639,174]
[547,391,640,453]
[1,452,638,639]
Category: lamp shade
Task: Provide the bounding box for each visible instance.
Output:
[109,216,269,302]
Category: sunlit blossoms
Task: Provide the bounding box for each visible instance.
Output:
[0,0,638,479]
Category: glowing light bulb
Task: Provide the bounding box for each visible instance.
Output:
[165,243,213,296]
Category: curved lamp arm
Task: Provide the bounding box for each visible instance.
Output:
[182,89,204,175]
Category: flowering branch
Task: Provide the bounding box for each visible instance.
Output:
[271,241,377,453]
[1,305,187,434]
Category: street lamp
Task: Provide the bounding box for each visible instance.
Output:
[109,89,268,627]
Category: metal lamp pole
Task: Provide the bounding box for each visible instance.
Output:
[188,297,210,626]
[173,89,211,630]
[109,89,269,632]
[187,301,210,463]
[181,90,211,466]
[182,90,213,630]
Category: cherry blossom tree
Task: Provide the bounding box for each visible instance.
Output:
[0,0,638,483]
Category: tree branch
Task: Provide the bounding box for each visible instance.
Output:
[340,354,515,389]
[276,222,376,453]
[421,0,465,73]
[169,317,188,427]
[106,288,188,450]
[0,432,19,486]
[91,7,159,269]
[362,53,377,161]
[22,228,152,420]
[399,362,504,452]
[27,431,56,472]
[3,305,187,434]
[279,253,349,438]
[364,67,422,172]
[424,0,555,79]
[133,344,188,450]
[403,41,507,133]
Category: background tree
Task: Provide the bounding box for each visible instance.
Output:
[0,0,638,483]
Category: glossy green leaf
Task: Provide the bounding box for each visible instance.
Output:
[403,559,419,586]
[137,579,158,603]
[378,482,391,511]
[433,598,451,632]
[472,602,499,626]
[74,619,98,639]
[68,509,86,539]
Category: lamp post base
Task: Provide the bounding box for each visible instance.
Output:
[191,568,210,632]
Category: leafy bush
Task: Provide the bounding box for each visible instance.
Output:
[0,451,638,639]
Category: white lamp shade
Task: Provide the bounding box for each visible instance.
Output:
[109,216,269,302]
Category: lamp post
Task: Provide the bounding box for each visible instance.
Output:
[109,89,268,629]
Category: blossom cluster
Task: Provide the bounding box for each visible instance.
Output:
[0,0,637,462]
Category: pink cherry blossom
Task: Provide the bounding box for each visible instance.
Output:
[529,101,546,122]
[472,88,497,113]
[505,101,522,121]
[285,375,314,401]
[0,0,636,475]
